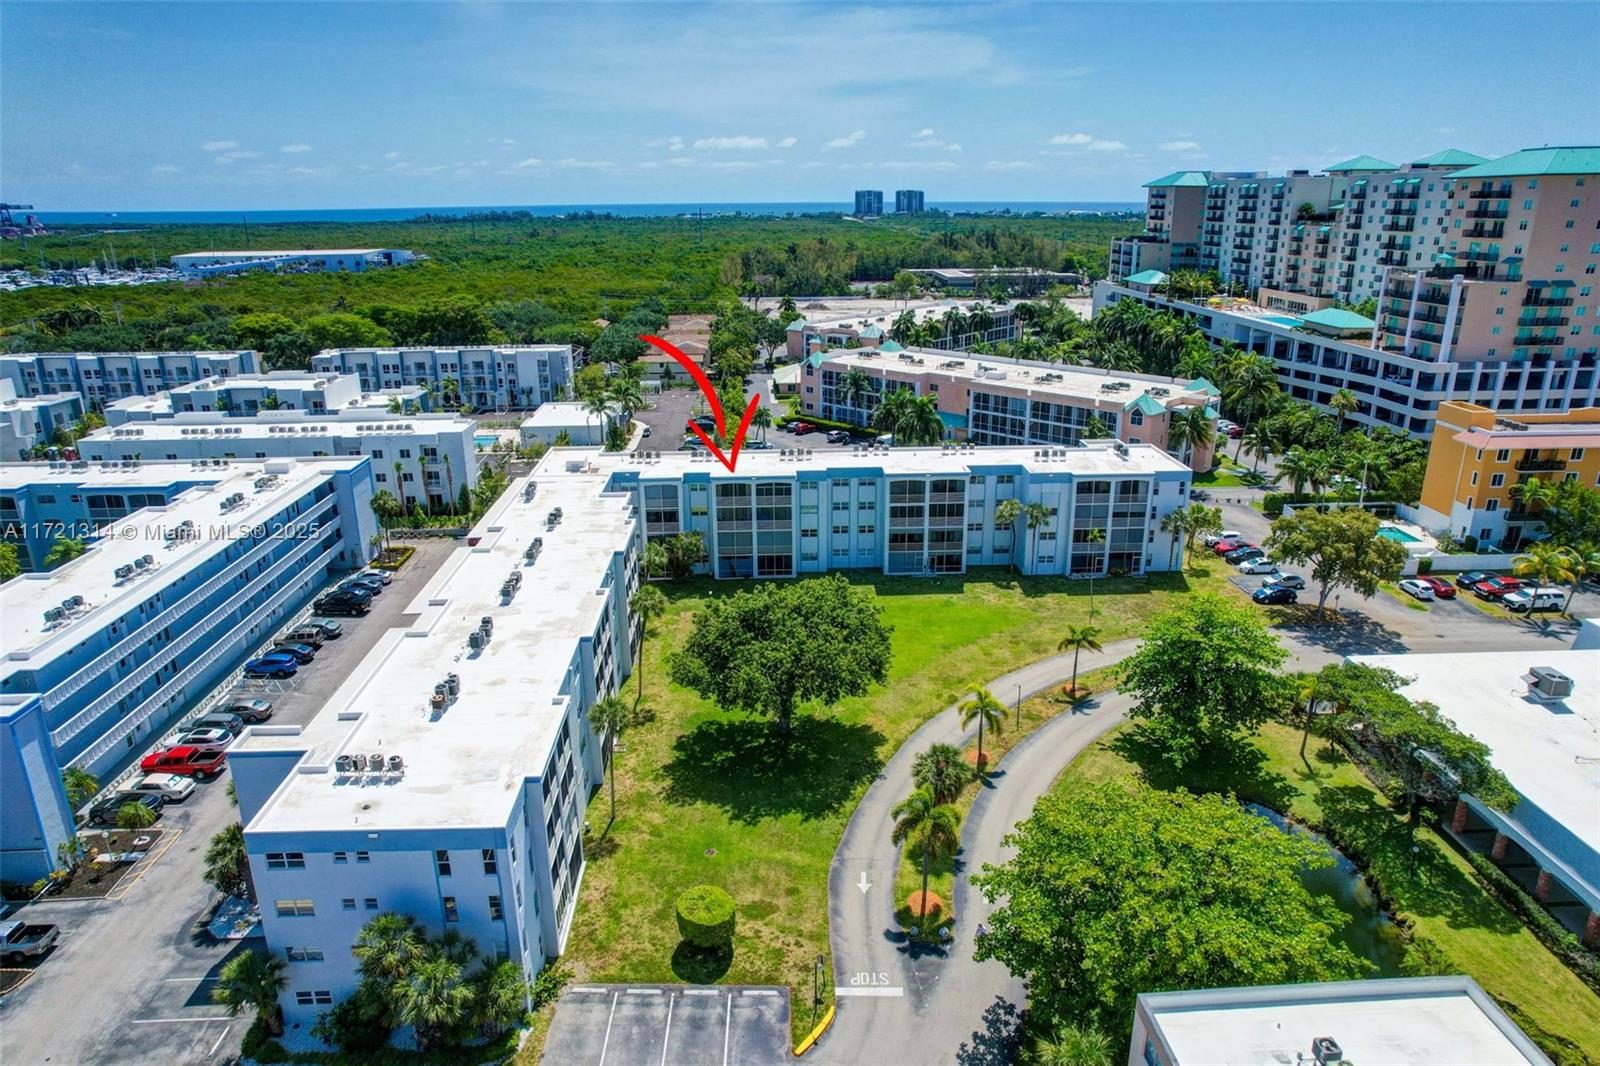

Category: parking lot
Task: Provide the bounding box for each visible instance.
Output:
[0,540,456,1066]
[635,374,859,455]
[544,984,792,1066]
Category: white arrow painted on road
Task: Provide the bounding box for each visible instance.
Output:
[857,871,872,894]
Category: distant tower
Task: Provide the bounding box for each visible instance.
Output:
[895,190,925,214]
[853,190,884,217]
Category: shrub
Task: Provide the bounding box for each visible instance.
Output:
[241,1015,291,1063]
[1262,491,1316,518]
[1464,851,1600,994]
[1416,557,1433,575]
[675,885,737,949]
[118,800,158,830]
[530,960,573,1011]
[310,983,392,1053]
[1463,534,1479,552]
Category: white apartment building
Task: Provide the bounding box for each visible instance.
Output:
[238,439,1193,1039]
[1,458,377,881]
[79,409,481,510]
[785,300,1021,359]
[171,248,415,278]
[518,401,623,447]
[0,378,84,460]
[311,345,575,412]
[1131,977,1548,1066]
[0,351,261,408]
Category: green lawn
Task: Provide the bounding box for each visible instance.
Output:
[1195,459,1269,489]
[1057,722,1600,1064]
[557,564,1228,1046]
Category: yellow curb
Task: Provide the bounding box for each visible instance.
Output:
[793,1003,835,1056]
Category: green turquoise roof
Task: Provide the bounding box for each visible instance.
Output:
[878,340,905,352]
[786,318,808,330]
[806,351,826,369]
[1299,307,1375,332]
[1124,394,1165,417]
[1124,269,1169,286]
[859,325,884,339]
[1412,148,1489,168]
[1325,154,1398,173]
[1448,146,1600,178]
[1184,377,1221,397]
[1144,170,1210,189]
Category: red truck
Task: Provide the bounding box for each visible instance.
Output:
[140,745,227,778]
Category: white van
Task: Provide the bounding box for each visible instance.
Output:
[1502,587,1565,613]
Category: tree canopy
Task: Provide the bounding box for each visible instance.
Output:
[669,574,892,735]
[974,783,1369,1037]
[1265,507,1408,614]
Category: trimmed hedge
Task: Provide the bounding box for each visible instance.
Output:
[773,411,873,438]
[675,885,737,949]
[1464,851,1600,995]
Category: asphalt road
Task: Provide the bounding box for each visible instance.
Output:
[0,540,455,1066]
[544,984,791,1066]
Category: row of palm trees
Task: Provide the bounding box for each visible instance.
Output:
[1511,541,1600,613]
[887,303,998,348]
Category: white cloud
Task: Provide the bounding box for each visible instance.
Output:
[984,160,1039,172]
[558,157,614,170]
[280,143,313,154]
[916,127,934,138]
[647,136,686,151]
[776,136,797,149]
[851,159,958,172]
[201,140,238,152]
[692,135,772,149]
[149,164,180,176]
[824,129,867,150]
[212,149,261,165]
[510,157,545,169]
[910,129,961,152]
[1046,132,1127,152]
[490,137,517,146]
[1159,140,1201,152]
[383,150,401,160]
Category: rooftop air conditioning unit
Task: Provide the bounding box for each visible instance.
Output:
[469,629,487,651]
[1311,1037,1343,1066]
[388,754,404,772]
[65,596,85,610]
[1528,666,1574,700]
[44,607,65,625]
[351,754,368,771]
[335,755,354,773]
[115,564,134,579]
[370,753,384,771]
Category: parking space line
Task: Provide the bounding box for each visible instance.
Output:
[722,992,732,1066]
[130,1015,233,1024]
[659,991,675,1066]
[598,990,618,1066]
[740,989,779,996]
[162,975,219,983]
[209,1023,233,1057]
[627,986,663,995]
[683,988,719,996]
[105,827,184,902]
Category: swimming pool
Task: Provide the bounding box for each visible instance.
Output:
[1263,314,1302,327]
[474,433,498,448]
[1377,525,1421,543]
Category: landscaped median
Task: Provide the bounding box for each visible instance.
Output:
[539,563,1228,1050]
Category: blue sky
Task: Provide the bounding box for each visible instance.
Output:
[4,1,1596,211]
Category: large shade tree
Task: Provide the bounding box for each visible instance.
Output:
[1265,507,1408,616]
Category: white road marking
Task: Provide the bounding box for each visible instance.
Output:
[130,1016,234,1024]
[683,988,719,996]
[659,991,675,1066]
[740,989,778,996]
[598,991,619,1066]
[573,985,608,993]
[834,986,905,997]
[161,975,218,983]
[208,1024,232,1057]
[627,987,663,995]
[722,992,732,1066]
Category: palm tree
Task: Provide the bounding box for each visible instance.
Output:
[889,310,917,344]
[590,695,629,830]
[608,373,645,424]
[1164,407,1213,467]
[750,403,773,442]
[431,928,478,967]
[643,540,668,581]
[995,498,1025,570]
[1562,545,1600,613]
[1278,446,1315,495]
[370,489,402,548]
[1225,356,1280,423]
[1022,501,1052,568]
[61,767,99,809]
[629,584,667,699]
[392,460,407,508]
[472,960,533,1038]
[1242,422,1274,474]
[968,303,995,341]
[213,949,287,1035]
[1329,388,1359,433]
[871,388,914,439]
[1512,476,1556,520]
[1057,625,1103,696]
[839,366,873,417]
[397,954,474,1051]
[960,688,1006,771]
[579,386,611,445]
[1081,414,1112,440]
[1033,1022,1114,1066]
[204,823,251,902]
[119,800,158,829]
[1159,508,1187,571]
[890,787,960,922]
[353,911,426,983]
[1083,527,1106,614]
[1512,543,1577,611]
[440,376,461,407]
[895,395,945,447]
[911,743,969,805]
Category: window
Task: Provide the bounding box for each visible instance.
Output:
[489,895,504,920]
[275,899,315,917]
[342,898,357,911]
[333,852,348,864]
[1486,499,1500,513]
[1572,448,1586,461]
[266,852,306,870]
[482,849,498,875]
[1495,449,1510,463]
[1489,473,1504,488]
[435,850,452,876]
[364,898,379,910]
[443,897,460,923]
[285,947,325,962]
[295,990,334,1006]
[356,851,370,863]
[1469,471,1478,486]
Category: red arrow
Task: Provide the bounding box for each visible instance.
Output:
[639,334,760,473]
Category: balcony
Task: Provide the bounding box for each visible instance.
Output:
[1469,186,1513,200]
[1382,219,1416,233]
[1237,212,1257,224]
[1514,331,1561,347]
[1522,293,1575,308]
[1515,457,1567,472]
[1233,240,1253,250]
[1464,222,1505,239]
[1466,206,1509,220]
[1517,313,1569,328]
[1380,237,1411,251]
[1390,188,1420,201]
[1377,252,1408,266]
[1204,211,1226,223]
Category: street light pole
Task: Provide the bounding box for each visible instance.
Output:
[1015,684,1022,729]
[813,954,825,1027]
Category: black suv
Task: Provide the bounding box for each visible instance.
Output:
[315,591,371,617]
[88,792,165,827]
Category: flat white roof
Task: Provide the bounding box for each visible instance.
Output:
[85,412,474,443]
[818,346,1208,411]
[318,344,571,357]
[1349,648,1599,866]
[1142,977,1546,1065]
[1,392,81,411]
[0,458,366,684]
[793,298,1017,333]
[169,373,343,393]
[521,402,613,428]
[242,450,635,833]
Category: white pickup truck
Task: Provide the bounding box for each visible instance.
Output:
[1,918,60,962]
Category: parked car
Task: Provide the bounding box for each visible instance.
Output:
[344,574,384,596]
[360,568,392,586]
[1418,576,1456,599]
[1,919,60,963]
[193,711,244,735]
[1397,579,1436,601]
[1237,558,1279,575]
[88,791,165,827]
[1502,587,1566,613]
[282,626,325,648]
[304,619,344,640]
[139,745,227,778]
[1212,537,1252,555]
[789,421,817,435]
[1203,529,1244,547]
[744,440,774,450]
[826,430,852,444]
[1455,570,1497,590]
[1253,585,1298,605]
[244,654,299,679]
[314,593,370,617]
[1262,573,1307,590]
[690,414,717,430]
[178,727,235,748]
[124,774,196,803]
[1224,546,1266,564]
[270,641,318,664]
[223,698,274,723]
[1224,423,1245,439]
[1473,576,1525,600]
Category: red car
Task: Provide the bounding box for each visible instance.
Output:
[789,421,817,435]
[1418,575,1456,599]
[1472,576,1524,600]
[1213,538,1253,555]
[140,745,227,778]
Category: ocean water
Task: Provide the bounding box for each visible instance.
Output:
[37,201,1143,226]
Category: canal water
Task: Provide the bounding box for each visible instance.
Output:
[1247,803,1407,976]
